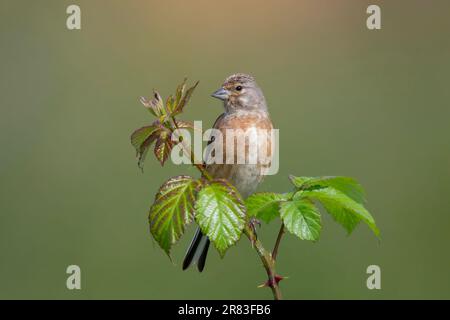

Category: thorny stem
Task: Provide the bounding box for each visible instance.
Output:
[244,226,283,300]
[170,116,283,300]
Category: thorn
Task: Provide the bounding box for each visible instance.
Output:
[274,274,285,284]
[257,274,286,289]
[257,282,268,288]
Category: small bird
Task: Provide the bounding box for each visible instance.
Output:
[182,73,273,272]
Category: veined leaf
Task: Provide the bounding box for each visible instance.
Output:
[245,192,292,223]
[149,176,198,256]
[280,199,322,241]
[289,175,314,188]
[175,78,187,109]
[173,81,199,115]
[140,91,165,117]
[289,175,365,204]
[154,131,172,166]
[140,96,157,117]
[131,125,158,154]
[320,201,361,234]
[137,132,159,170]
[130,124,162,171]
[195,180,246,257]
[299,187,379,237]
[166,95,175,113]
[173,120,201,131]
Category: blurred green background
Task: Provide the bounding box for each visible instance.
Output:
[1,0,449,299]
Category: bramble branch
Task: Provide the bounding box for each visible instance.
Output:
[134,79,378,301]
[167,117,283,300]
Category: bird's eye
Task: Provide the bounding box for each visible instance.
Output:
[235,86,243,91]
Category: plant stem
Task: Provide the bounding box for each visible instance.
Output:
[244,226,282,300]
[170,116,212,180]
[172,116,282,300]
[272,223,285,261]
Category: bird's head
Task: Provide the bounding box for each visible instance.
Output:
[211,73,267,112]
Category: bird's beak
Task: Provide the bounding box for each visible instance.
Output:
[211,87,229,101]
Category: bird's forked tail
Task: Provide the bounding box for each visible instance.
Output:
[182,227,210,272]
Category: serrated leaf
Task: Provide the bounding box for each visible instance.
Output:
[300,187,379,237]
[141,91,165,116]
[245,192,292,223]
[130,124,162,171]
[154,131,172,166]
[290,175,365,204]
[166,95,175,113]
[280,199,322,241]
[321,202,361,234]
[173,81,199,115]
[139,96,158,117]
[175,78,187,109]
[174,120,193,128]
[195,180,246,257]
[137,132,160,170]
[130,125,158,154]
[149,176,198,256]
[289,175,314,188]
[173,120,202,132]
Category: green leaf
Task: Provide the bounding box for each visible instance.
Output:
[175,78,187,109]
[130,125,157,154]
[245,192,292,223]
[320,201,361,234]
[195,180,246,257]
[166,95,175,113]
[299,187,379,237]
[173,81,199,115]
[130,124,161,171]
[289,175,314,188]
[289,175,365,203]
[279,199,322,241]
[149,176,198,256]
[137,133,159,170]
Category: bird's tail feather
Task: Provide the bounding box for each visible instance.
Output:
[182,227,210,272]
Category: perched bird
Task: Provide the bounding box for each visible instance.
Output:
[182,73,274,272]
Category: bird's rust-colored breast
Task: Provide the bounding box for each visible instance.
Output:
[207,110,273,168]
[215,111,273,132]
